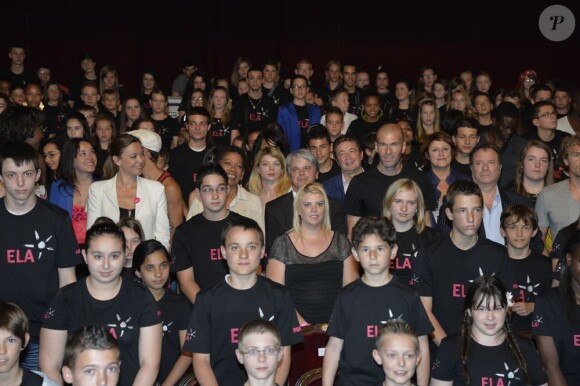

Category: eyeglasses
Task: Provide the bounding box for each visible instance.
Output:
[191,97,204,102]
[200,185,227,195]
[536,111,557,119]
[239,347,281,357]
[292,85,307,90]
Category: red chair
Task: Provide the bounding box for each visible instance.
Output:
[288,324,329,386]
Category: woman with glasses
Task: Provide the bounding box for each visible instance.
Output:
[87,134,170,248]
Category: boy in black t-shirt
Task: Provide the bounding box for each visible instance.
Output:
[322,217,432,386]
[500,205,551,333]
[61,325,121,386]
[0,142,80,369]
[172,163,242,303]
[185,217,302,386]
[415,180,516,349]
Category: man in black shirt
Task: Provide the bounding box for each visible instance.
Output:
[307,125,340,184]
[344,123,436,237]
[232,67,277,135]
[0,45,38,89]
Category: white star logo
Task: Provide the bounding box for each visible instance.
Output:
[23,230,54,260]
[495,362,520,385]
[258,307,275,321]
[518,275,541,296]
[107,314,134,338]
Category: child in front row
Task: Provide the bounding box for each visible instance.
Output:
[499,205,551,334]
[0,302,58,386]
[372,320,421,386]
[236,320,283,386]
[322,216,433,386]
[184,217,303,386]
[61,325,121,386]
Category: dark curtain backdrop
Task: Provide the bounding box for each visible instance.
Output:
[1,0,578,94]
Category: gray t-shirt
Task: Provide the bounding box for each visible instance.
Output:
[535,179,580,237]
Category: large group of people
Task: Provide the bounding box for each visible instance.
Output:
[0,43,579,386]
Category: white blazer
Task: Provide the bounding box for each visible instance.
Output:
[87,175,170,248]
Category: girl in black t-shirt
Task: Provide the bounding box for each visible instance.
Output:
[383,178,440,286]
[431,276,547,386]
[208,86,238,146]
[133,240,191,386]
[39,223,162,386]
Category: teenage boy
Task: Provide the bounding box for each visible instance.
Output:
[235,320,284,386]
[172,163,243,304]
[185,217,302,386]
[0,142,80,369]
[500,205,551,333]
[0,302,59,386]
[262,59,289,106]
[307,124,340,183]
[61,325,121,386]
[70,53,98,108]
[101,89,120,117]
[322,216,432,386]
[415,180,516,348]
[168,106,210,201]
[527,100,570,173]
[342,63,362,115]
[473,91,493,133]
[451,117,479,177]
[277,75,322,151]
[0,45,38,89]
[322,106,346,142]
[232,67,278,134]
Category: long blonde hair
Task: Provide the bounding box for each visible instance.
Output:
[292,183,331,237]
[248,147,291,196]
[382,178,426,233]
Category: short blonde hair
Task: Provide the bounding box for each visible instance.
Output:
[292,182,331,236]
[382,178,426,232]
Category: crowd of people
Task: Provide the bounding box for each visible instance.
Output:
[0,43,580,386]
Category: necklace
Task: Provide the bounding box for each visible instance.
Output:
[249,96,262,110]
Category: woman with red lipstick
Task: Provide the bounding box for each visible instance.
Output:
[49,138,97,247]
[421,132,471,224]
[382,178,440,287]
[133,240,191,386]
[266,182,358,325]
[430,276,548,386]
[87,134,170,248]
[39,222,163,386]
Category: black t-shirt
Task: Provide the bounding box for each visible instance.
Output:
[415,236,516,337]
[451,158,473,179]
[317,160,341,184]
[171,211,242,291]
[263,84,291,106]
[231,93,278,134]
[157,291,192,385]
[43,279,161,386]
[183,275,303,385]
[344,164,437,218]
[152,115,180,151]
[346,117,387,149]
[389,106,418,129]
[0,68,38,89]
[43,104,71,138]
[532,287,580,385]
[0,198,81,343]
[392,226,441,286]
[327,277,433,386]
[21,369,44,386]
[209,117,234,147]
[294,104,310,148]
[347,88,363,115]
[168,144,209,201]
[432,335,547,386]
[508,251,552,333]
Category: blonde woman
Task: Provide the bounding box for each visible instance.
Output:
[266,182,358,325]
[248,147,292,209]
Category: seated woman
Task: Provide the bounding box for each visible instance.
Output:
[49,138,97,247]
[39,223,163,386]
[87,134,170,248]
[248,147,292,210]
[431,276,548,386]
[421,132,470,223]
[266,182,359,325]
[187,145,264,232]
[383,178,440,286]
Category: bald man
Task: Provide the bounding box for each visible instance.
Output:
[344,124,436,236]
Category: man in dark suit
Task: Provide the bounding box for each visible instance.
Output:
[265,149,346,253]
